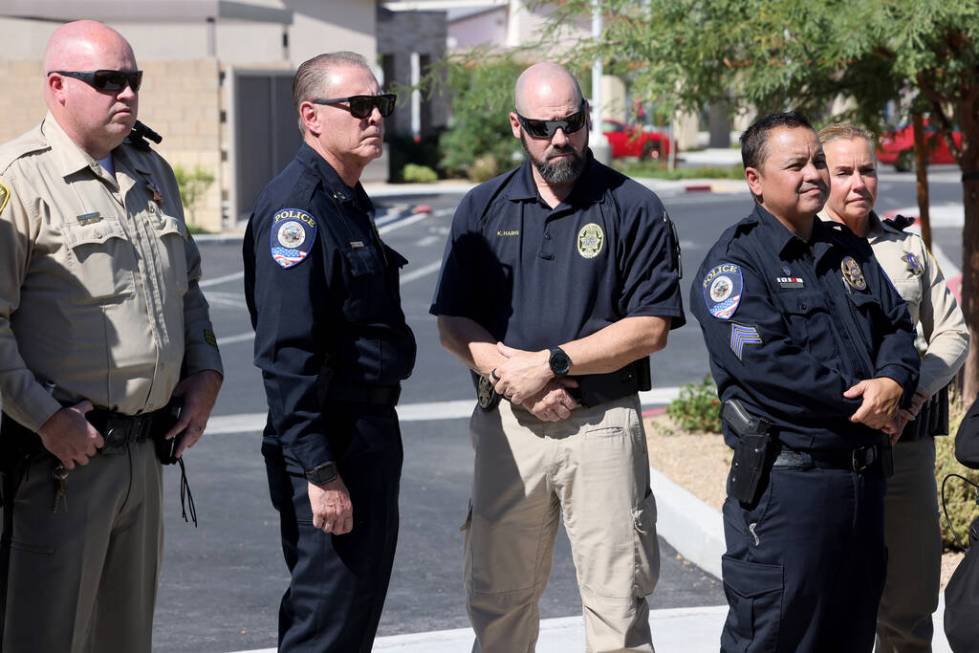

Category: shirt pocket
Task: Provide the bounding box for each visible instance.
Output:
[341,244,384,322]
[151,213,189,293]
[778,290,835,354]
[63,218,136,303]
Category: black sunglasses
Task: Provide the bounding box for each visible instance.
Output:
[49,69,143,92]
[311,94,397,119]
[516,102,588,139]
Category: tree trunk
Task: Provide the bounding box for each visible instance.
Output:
[958,119,979,406]
[912,113,932,251]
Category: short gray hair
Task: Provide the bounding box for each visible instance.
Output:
[292,51,374,133]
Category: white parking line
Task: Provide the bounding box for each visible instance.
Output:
[200,271,245,288]
[216,332,255,346]
[400,259,443,284]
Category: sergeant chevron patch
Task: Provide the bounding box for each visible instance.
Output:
[730,323,762,360]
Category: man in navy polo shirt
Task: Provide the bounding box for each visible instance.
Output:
[431,62,684,653]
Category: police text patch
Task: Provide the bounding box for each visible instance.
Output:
[270,208,316,269]
[702,262,743,320]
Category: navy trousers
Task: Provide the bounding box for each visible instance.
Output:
[720,463,887,653]
[264,403,403,653]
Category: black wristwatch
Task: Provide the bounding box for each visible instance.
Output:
[548,346,572,377]
[305,462,338,486]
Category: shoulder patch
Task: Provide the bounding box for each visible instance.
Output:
[702,262,743,320]
[0,180,9,216]
[270,208,317,269]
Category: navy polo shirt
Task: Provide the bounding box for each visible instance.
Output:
[431,152,684,350]
[243,143,416,469]
[691,204,919,451]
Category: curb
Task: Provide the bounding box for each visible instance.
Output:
[651,468,724,579]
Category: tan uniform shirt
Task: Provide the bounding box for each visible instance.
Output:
[820,211,968,397]
[0,114,223,432]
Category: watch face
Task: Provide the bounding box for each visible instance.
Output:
[550,348,571,375]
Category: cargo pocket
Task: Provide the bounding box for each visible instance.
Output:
[632,490,660,596]
[720,555,782,652]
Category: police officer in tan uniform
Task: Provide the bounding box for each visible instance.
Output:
[819,123,969,653]
[0,20,223,653]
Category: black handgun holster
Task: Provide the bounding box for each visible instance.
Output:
[723,400,774,505]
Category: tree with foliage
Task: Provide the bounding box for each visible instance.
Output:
[538,0,979,400]
[435,51,527,180]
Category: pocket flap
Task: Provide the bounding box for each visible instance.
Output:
[156,214,187,240]
[343,245,380,277]
[65,219,127,248]
[721,555,782,598]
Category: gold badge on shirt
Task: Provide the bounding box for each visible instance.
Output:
[841,256,867,291]
[0,180,9,215]
[577,223,604,259]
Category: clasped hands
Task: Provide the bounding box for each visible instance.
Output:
[490,343,578,422]
[844,377,925,444]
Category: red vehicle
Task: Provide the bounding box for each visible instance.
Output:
[602,119,672,160]
[876,120,961,171]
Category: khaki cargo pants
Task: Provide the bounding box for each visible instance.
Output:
[464,394,659,653]
[2,439,162,653]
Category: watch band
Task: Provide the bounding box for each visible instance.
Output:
[305,461,338,486]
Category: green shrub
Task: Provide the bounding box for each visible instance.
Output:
[388,132,443,182]
[666,376,722,433]
[613,161,744,180]
[937,405,979,550]
[172,164,215,226]
[402,163,439,184]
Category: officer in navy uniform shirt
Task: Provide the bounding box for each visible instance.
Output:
[242,52,415,653]
[691,112,920,653]
[431,63,683,653]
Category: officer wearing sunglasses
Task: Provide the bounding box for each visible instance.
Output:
[0,20,223,653]
[432,62,684,653]
[243,51,415,653]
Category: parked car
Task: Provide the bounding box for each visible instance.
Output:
[877,120,961,171]
[602,119,672,160]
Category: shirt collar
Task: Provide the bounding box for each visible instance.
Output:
[42,113,100,179]
[749,204,840,262]
[296,142,373,213]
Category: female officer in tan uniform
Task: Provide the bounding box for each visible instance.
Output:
[819,123,969,653]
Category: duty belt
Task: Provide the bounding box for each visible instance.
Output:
[773,443,891,474]
[86,408,162,451]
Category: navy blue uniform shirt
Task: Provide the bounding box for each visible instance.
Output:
[691,204,919,451]
[430,152,685,349]
[243,143,416,469]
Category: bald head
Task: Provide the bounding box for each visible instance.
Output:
[514,63,583,117]
[43,20,139,159]
[44,20,135,77]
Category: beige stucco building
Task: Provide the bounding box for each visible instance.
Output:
[0,0,380,232]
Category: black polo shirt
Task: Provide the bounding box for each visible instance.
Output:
[243,143,416,468]
[431,152,684,350]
